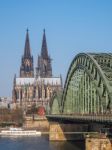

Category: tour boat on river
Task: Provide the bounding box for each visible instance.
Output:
[0,128,41,136]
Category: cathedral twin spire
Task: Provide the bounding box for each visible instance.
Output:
[20,29,34,77]
[37,29,52,78]
[41,29,48,59]
[20,29,52,78]
[24,29,31,58]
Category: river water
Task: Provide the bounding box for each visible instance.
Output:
[0,136,85,150]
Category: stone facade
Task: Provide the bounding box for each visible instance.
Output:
[20,29,34,78]
[12,29,62,112]
[36,29,52,78]
[24,117,49,131]
[86,137,112,150]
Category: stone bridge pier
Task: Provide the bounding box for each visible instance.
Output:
[49,121,88,141]
[48,119,112,150]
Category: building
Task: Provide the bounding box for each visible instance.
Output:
[0,97,10,109]
[36,29,52,78]
[20,29,34,78]
[12,29,62,113]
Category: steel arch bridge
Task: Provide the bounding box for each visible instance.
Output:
[50,53,112,120]
[49,91,62,114]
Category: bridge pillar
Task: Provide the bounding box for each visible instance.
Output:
[49,122,88,141]
[86,135,112,150]
[49,122,66,141]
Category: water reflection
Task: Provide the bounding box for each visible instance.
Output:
[50,141,85,150]
[0,137,85,150]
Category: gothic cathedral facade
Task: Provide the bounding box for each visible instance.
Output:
[12,29,62,113]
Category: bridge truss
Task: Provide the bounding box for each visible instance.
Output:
[50,53,112,117]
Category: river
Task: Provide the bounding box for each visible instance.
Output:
[0,136,85,150]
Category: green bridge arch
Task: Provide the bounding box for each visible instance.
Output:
[50,53,112,115]
[49,91,62,114]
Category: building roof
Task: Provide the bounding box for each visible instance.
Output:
[16,77,61,85]
[16,78,35,85]
[37,77,61,85]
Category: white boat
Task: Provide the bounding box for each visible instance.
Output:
[0,128,41,136]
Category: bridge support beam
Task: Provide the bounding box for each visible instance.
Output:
[49,122,88,141]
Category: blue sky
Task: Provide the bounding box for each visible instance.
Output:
[0,0,112,97]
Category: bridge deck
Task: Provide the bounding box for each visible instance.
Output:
[46,115,112,124]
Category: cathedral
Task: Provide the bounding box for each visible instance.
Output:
[12,29,62,113]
